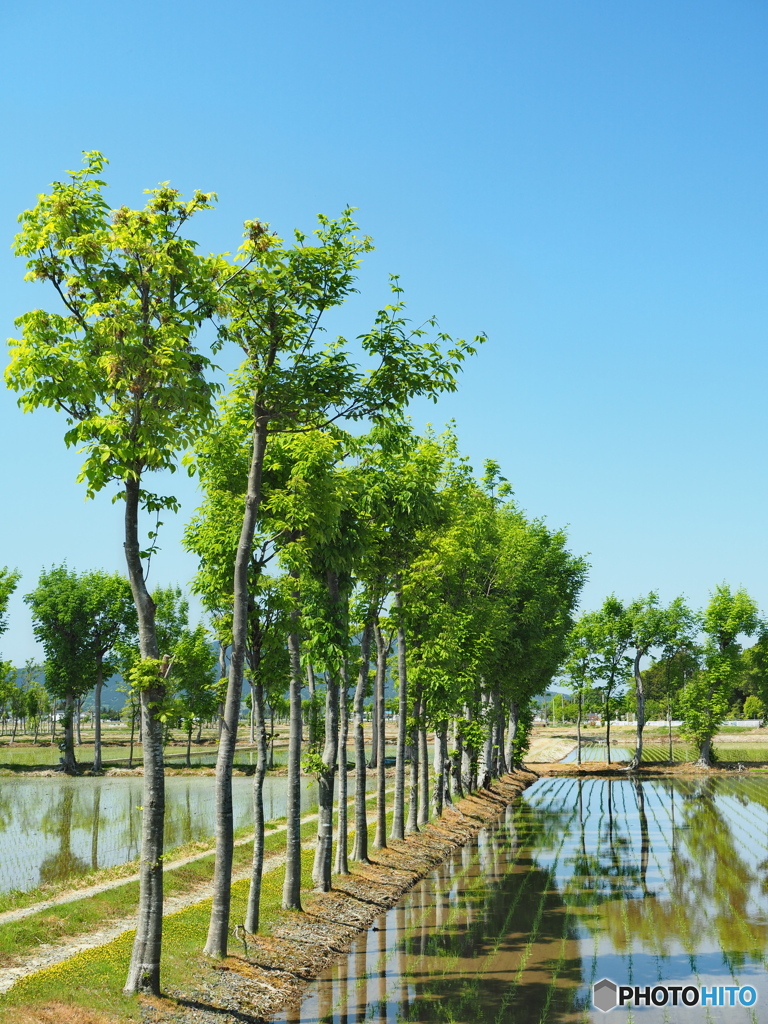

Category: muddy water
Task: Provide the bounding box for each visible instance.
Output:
[0,774,328,894]
[278,776,768,1023]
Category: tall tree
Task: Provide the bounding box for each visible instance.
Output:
[171,623,220,765]
[6,153,228,995]
[563,618,597,766]
[680,584,758,765]
[198,211,481,955]
[625,594,695,769]
[584,597,633,764]
[25,566,136,772]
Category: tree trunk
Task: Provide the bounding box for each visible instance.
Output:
[124,680,165,994]
[461,702,473,794]
[306,664,317,749]
[75,697,82,746]
[282,575,304,911]
[123,475,165,997]
[406,685,420,833]
[93,654,104,772]
[605,686,612,765]
[245,681,268,932]
[431,722,447,818]
[128,702,136,770]
[577,690,582,765]
[313,670,339,890]
[418,709,429,825]
[482,691,492,780]
[390,587,407,842]
[492,689,505,775]
[351,621,373,863]
[204,411,269,959]
[368,660,378,770]
[60,691,77,774]
[504,701,518,769]
[315,570,345,889]
[697,736,712,766]
[373,622,388,849]
[451,718,463,799]
[629,648,645,769]
[335,660,350,876]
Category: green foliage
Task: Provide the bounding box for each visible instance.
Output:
[0,569,20,643]
[172,624,219,724]
[6,152,227,520]
[300,749,326,776]
[129,658,167,692]
[680,584,759,751]
[215,210,482,434]
[24,564,136,703]
[399,436,586,742]
[743,694,764,720]
[152,585,190,655]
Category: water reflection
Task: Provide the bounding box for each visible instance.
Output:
[561,741,768,763]
[1,774,333,894]
[280,776,768,1023]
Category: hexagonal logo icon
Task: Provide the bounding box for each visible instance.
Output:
[593,978,618,1012]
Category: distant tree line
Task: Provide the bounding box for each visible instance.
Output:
[560,585,764,767]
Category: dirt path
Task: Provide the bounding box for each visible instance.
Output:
[524,736,577,762]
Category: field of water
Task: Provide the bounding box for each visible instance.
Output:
[280,775,768,1023]
[0,743,286,768]
[0,774,329,894]
[562,741,768,763]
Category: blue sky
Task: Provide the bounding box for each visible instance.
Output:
[2,0,768,663]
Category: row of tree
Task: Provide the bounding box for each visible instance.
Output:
[562,586,764,767]
[4,154,582,996]
[0,570,220,771]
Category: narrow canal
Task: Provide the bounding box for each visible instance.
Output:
[277,775,768,1023]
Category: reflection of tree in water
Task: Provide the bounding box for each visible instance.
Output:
[566,780,652,912]
[38,784,89,884]
[562,777,768,966]
[660,777,768,963]
[0,788,14,835]
[390,799,585,1024]
[272,778,768,1024]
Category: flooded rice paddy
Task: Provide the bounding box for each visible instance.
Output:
[562,741,768,763]
[0,743,286,768]
[0,774,326,893]
[281,775,768,1023]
